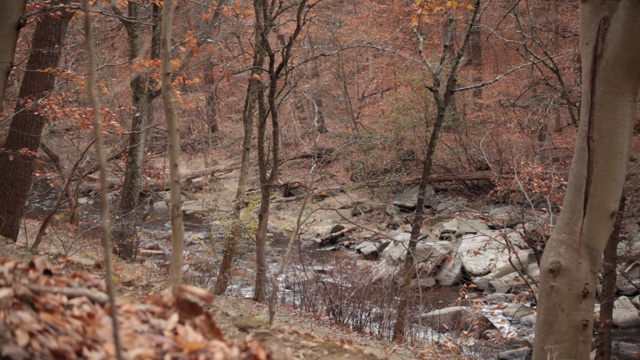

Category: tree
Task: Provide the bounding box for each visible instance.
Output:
[161,0,184,294]
[82,0,122,357]
[0,0,27,114]
[533,1,640,359]
[0,0,74,242]
[109,0,162,260]
[213,41,265,295]
[252,0,315,303]
[392,1,482,342]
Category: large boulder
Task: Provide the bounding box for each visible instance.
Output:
[457,231,530,289]
[612,296,640,327]
[370,236,453,281]
[393,184,436,211]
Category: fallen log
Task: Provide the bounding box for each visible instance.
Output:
[316,225,358,246]
[80,164,239,196]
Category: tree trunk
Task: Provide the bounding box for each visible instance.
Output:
[161,0,184,294]
[0,0,26,113]
[82,0,122,357]
[467,23,482,100]
[392,2,480,343]
[0,0,73,241]
[392,103,449,343]
[114,1,161,260]
[213,34,265,296]
[533,2,640,359]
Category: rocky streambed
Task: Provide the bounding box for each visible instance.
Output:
[28,179,640,359]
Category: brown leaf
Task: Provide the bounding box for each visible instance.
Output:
[179,284,214,303]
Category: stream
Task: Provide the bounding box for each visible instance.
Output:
[24,180,640,359]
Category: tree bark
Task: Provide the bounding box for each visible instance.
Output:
[213,30,265,296]
[82,0,122,357]
[533,2,640,359]
[0,0,26,113]
[114,0,162,261]
[161,0,184,295]
[0,0,73,241]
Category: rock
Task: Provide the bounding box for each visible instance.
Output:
[612,296,640,327]
[355,241,379,259]
[182,200,205,215]
[612,341,640,356]
[632,295,640,308]
[497,347,531,360]
[435,252,463,286]
[457,218,490,235]
[153,201,169,212]
[285,269,316,290]
[485,293,516,303]
[487,206,520,229]
[410,277,437,290]
[502,304,536,327]
[370,239,453,281]
[487,279,510,294]
[393,184,436,211]
[617,263,640,296]
[435,197,467,213]
[420,306,476,332]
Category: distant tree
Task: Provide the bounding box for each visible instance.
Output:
[0,0,74,242]
[0,0,27,113]
[252,0,317,303]
[109,0,162,260]
[391,0,545,342]
[161,0,184,294]
[82,0,122,357]
[533,1,640,358]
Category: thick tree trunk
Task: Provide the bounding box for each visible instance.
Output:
[161,0,184,294]
[0,0,26,113]
[0,0,73,241]
[533,2,640,359]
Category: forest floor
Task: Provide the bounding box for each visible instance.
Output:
[0,221,458,360]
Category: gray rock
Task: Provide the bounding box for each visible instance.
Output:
[502,304,536,327]
[457,218,490,235]
[355,241,379,258]
[488,279,511,294]
[393,184,436,211]
[485,293,516,303]
[182,200,205,215]
[612,296,640,327]
[410,277,437,290]
[488,206,520,229]
[632,295,640,308]
[612,341,640,356]
[420,306,476,332]
[498,347,531,360]
[616,265,640,296]
[371,239,453,281]
[458,232,504,277]
[435,252,463,286]
[153,201,169,212]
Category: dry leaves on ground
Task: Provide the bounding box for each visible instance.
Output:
[0,256,270,360]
